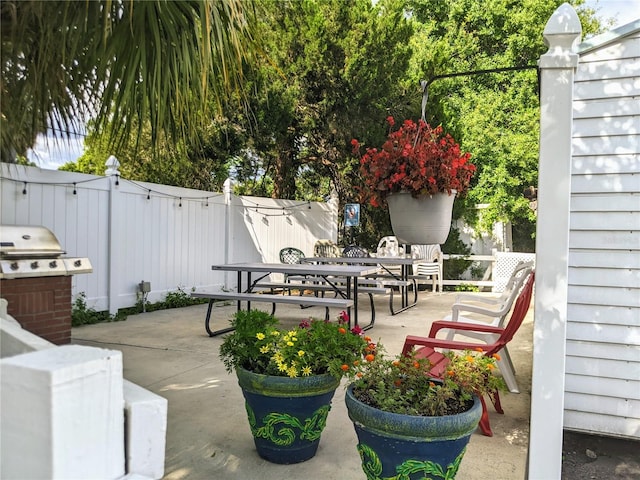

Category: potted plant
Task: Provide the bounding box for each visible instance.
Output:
[352,117,476,244]
[219,309,375,464]
[345,346,505,479]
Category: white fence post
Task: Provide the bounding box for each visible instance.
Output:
[528,4,581,479]
[106,156,121,315]
[223,178,233,291]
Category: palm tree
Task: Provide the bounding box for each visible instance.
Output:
[0,0,257,162]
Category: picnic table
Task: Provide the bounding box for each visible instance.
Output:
[301,255,419,314]
[192,262,378,336]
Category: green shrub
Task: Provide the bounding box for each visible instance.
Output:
[71,293,120,326]
[73,286,207,326]
[442,227,473,289]
[163,286,203,308]
[117,286,208,317]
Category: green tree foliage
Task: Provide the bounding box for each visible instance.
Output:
[234,0,414,200]
[402,0,600,248]
[223,0,415,248]
[53,0,603,252]
[62,120,238,191]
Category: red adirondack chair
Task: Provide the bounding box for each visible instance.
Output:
[401,271,535,436]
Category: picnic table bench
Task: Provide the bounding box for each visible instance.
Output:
[191,291,355,337]
[254,281,388,325]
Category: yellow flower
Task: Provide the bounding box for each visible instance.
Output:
[466,356,474,363]
[278,363,288,372]
[287,366,298,378]
[287,341,294,347]
[297,350,305,357]
[256,332,265,340]
[271,331,280,337]
[302,366,312,376]
[260,346,270,354]
[288,330,297,337]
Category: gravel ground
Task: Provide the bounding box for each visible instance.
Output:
[562,430,640,479]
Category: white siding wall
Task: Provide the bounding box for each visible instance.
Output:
[566,27,640,438]
[1,165,336,313]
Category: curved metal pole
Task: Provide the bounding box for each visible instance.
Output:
[421,65,538,121]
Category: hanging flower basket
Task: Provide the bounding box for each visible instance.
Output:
[353,117,475,244]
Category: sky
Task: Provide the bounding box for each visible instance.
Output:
[26,0,640,171]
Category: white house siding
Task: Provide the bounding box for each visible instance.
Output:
[566,23,640,439]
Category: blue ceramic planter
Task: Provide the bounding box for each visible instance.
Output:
[345,385,482,479]
[236,368,340,464]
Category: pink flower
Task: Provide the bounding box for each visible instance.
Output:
[299,319,311,329]
[351,325,363,335]
[338,311,350,324]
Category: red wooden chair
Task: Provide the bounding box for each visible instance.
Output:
[401,271,535,436]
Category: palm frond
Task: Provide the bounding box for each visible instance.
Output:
[1,0,258,162]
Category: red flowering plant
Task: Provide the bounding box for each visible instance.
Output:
[352,117,476,207]
[219,309,377,379]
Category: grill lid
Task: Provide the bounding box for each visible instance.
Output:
[0,225,92,279]
[0,225,65,258]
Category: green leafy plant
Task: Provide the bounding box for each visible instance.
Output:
[442,226,473,286]
[219,310,376,379]
[352,117,476,208]
[119,286,208,315]
[162,286,204,309]
[75,286,208,325]
[71,292,121,326]
[351,346,506,416]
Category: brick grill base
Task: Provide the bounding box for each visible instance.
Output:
[1,276,72,345]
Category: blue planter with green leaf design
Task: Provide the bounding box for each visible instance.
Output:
[236,368,340,464]
[345,384,481,479]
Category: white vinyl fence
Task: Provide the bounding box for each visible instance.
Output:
[1,164,337,313]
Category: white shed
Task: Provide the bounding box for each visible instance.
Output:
[528,6,639,478]
[566,18,640,440]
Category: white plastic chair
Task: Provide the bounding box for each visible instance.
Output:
[410,244,443,293]
[443,261,534,393]
[376,236,401,257]
[375,236,404,276]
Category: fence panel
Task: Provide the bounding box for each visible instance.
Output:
[1,165,336,313]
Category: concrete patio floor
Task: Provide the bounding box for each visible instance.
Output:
[71,291,534,479]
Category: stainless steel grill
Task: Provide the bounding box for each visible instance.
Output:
[0,225,92,279]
